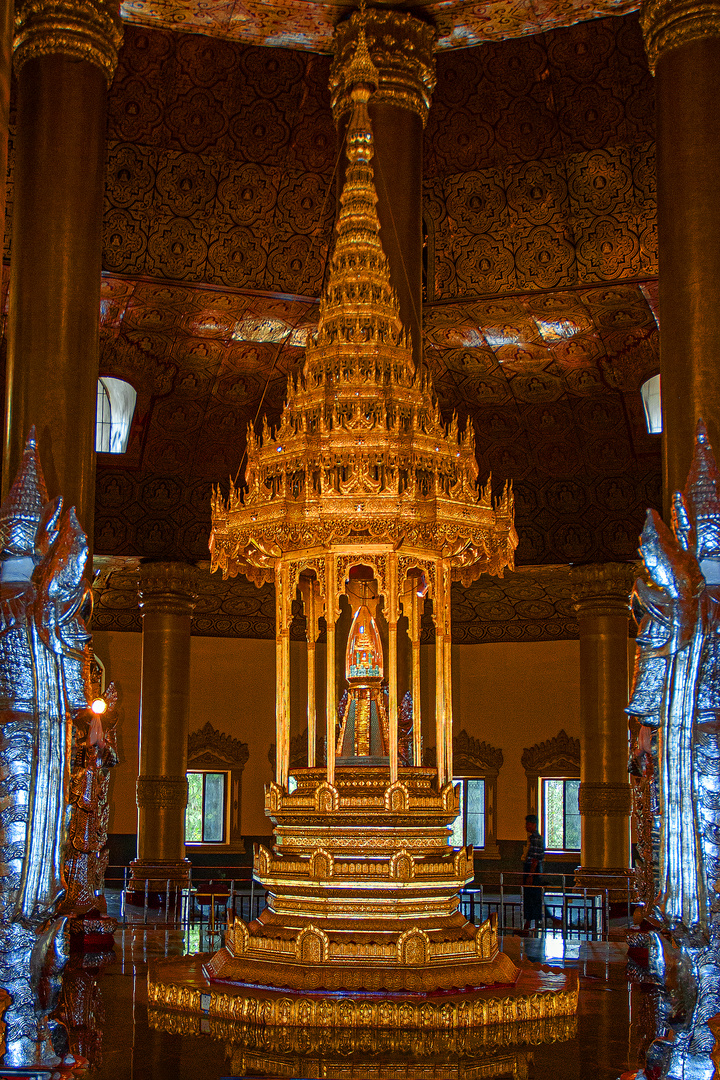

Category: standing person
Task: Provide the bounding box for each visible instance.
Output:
[522,813,545,932]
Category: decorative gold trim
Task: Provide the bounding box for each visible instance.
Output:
[136,774,188,810]
[570,562,636,619]
[13,0,123,84]
[578,781,633,816]
[641,0,720,72]
[188,721,248,770]
[522,730,580,777]
[138,561,199,617]
[128,858,191,890]
[147,1003,578,1074]
[425,730,503,775]
[573,865,635,900]
[330,9,436,126]
[148,960,578,1029]
[210,31,516,588]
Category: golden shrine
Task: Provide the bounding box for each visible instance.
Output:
[149,21,577,1031]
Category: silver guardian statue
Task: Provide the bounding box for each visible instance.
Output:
[0,429,91,1067]
[628,420,720,1080]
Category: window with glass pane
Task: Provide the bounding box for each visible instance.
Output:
[449,780,464,847]
[542,777,580,851]
[466,779,485,848]
[185,771,227,844]
[450,778,485,848]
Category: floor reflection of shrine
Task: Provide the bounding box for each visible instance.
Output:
[83,928,650,1080]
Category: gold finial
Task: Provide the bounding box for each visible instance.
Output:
[344,21,378,91]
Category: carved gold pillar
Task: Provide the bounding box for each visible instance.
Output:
[434,562,448,788]
[388,553,399,784]
[326,556,337,787]
[405,579,423,768]
[3,0,122,551]
[442,563,453,781]
[571,563,635,899]
[641,0,720,512]
[129,562,198,899]
[299,576,321,768]
[275,561,291,789]
[331,10,435,369]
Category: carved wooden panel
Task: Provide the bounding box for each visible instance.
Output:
[522,728,581,817]
[187,721,249,848]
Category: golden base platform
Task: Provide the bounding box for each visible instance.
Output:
[148,954,579,1030]
[148,768,578,1030]
[201,767,521,998]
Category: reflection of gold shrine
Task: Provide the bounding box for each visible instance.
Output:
[150,24,577,1029]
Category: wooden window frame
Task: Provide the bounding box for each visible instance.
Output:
[426,730,502,858]
[186,769,229,845]
[522,730,581,861]
[187,722,249,853]
[540,775,581,854]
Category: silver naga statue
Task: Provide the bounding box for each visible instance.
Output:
[628,420,720,1080]
[0,429,91,1067]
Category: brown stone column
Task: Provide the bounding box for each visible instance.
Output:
[571,563,635,901]
[129,563,198,899]
[640,0,720,514]
[3,0,122,551]
[330,11,435,370]
[0,0,12,239]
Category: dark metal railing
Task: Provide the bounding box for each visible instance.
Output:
[102,864,630,945]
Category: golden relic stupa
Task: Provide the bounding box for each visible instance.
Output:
[149,24,578,1032]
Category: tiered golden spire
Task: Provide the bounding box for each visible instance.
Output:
[210,29,517,587]
[314,27,407,359]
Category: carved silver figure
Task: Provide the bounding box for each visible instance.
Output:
[628,420,720,1080]
[0,429,91,1067]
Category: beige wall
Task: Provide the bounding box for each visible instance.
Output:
[94,631,580,844]
[451,640,580,841]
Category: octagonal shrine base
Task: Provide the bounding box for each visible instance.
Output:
[148,768,578,1029]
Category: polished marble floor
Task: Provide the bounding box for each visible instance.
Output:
[82,926,648,1079]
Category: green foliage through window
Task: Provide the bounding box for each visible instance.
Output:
[185,771,226,844]
[542,778,580,851]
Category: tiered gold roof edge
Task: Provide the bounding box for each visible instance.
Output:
[209,28,517,590]
[149,22,576,1036]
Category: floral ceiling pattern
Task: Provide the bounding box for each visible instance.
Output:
[2,16,659,641]
[119,0,640,53]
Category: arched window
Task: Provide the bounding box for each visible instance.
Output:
[95,377,137,453]
[640,374,662,434]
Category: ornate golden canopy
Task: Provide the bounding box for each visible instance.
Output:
[209,30,517,590]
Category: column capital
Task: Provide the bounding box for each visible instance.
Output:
[570,561,637,619]
[138,561,199,618]
[641,0,720,73]
[13,0,123,85]
[330,10,436,126]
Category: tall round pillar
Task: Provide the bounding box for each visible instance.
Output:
[571,563,635,901]
[129,562,198,899]
[330,11,435,370]
[3,0,122,551]
[640,0,720,514]
[0,0,12,238]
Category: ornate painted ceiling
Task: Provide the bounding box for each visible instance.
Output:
[119,0,640,52]
[2,12,658,640]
